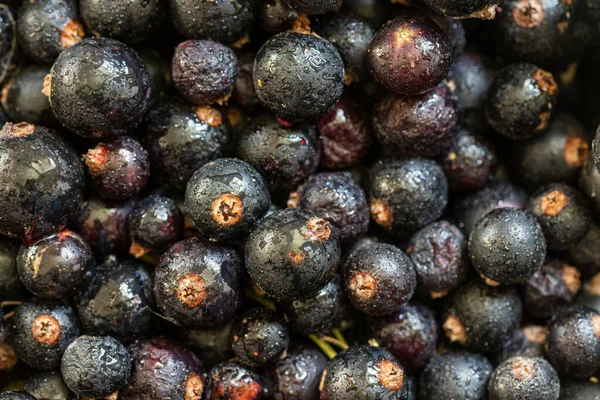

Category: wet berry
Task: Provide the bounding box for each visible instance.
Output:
[494,325,548,365]
[316,98,372,170]
[154,237,243,329]
[231,308,290,368]
[373,83,459,158]
[172,40,239,106]
[485,63,559,140]
[76,260,154,341]
[369,304,438,374]
[285,0,341,14]
[46,37,151,138]
[0,391,36,400]
[204,362,263,400]
[258,0,299,34]
[253,32,344,122]
[185,158,270,242]
[468,208,546,285]
[127,194,183,257]
[292,172,369,245]
[83,136,150,201]
[17,0,84,65]
[0,123,85,244]
[61,335,131,398]
[367,158,448,236]
[488,356,560,400]
[366,17,453,95]
[17,230,95,299]
[245,208,340,301]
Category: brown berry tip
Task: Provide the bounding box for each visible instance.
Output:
[211,193,243,227]
[536,111,551,131]
[443,315,467,344]
[586,273,600,296]
[377,359,404,391]
[287,191,299,208]
[348,271,378,300]
[288,249,306,265]
[540,190,569,216]
[60,19,85,49]
[185,374,204,400]
[0,122,36,138]
[512,358,536,381]
[292,13,312,35]
[592,314,600,339]
[563,136,589,167]
[533,69,558,95]
[481,274,501,287]
[231,32,251,49]
[523,325,547,344]
[302,217,332,243]
[195,105,223,128]
[430,290,448,299]
[105,392,119,400]
[561,265,581,294]
[176,273,207,308]
[0,343,17,371]
[84,146,109,173]
[129,241,150,259]
[42,74,52,98]
[227,106,243,128]
[513,0,545,28]
[470,4,498,19]
[370,200,393,230]
[216,91,232,106]
[31,314,61,345]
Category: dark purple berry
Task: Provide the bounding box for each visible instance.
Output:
[204,362,263,400]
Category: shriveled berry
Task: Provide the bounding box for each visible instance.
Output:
[204,362,262,400]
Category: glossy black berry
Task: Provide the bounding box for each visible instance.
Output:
[451,181,528,235]
[447,50,495,110]
[172,40,239,106]
[321,14,375,82]
[9,300,81,370]
[494,325,548,365]
[17,230,94,299]
[285,0,340,13]
[258,0,299,33]
[279,274,351,335]
[488,356,559,400]
[443,279,523,353]
[0,65,55,126]
[419,352,493,400]
[0,5,17,86]
[0,392,36,400]
[316,98,372,170]
[492,0,576,66]
[373,83,459,158]
[253,32,344,123]
[235,114,320,194]
[127,194,183,257]
[17,0,84,65]
[366,17,453,96]
[344,242,416,316]
[245,208,340,301]
[527,184,592,251]
[144,101,232,191]
[76,260,154,341]
[547,306,600,378]
[154,237,243,329]
[0,239,26,299]
[407,220,469,299]
[511,114,590,189]
[61,335,131,398]
[439,127,498,192]
[83,136,150,201]
[485,63,559,140]
[70,196,135,259]
[120,338,205,400]
[47,37,151,138]
[80,0,165,44]
[185,158,270,242]
[178,323,233,368]
[469,208,546,285]
[25,370,74,400]
[367,158,448,236]
[168,0,254,44]
[320,345,408,400]
[0,123,85,244]
[292,172,369,245]
[524,260,581,320]
[261,344,327,400]
[369,304,438,374]
[204,362,262,400]
[231,308,289,368]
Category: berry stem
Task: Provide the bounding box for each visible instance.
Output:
[0,301,21,308]
[332,328,349,347]
[309,334,337,359]
[245,288,276,311]
[321,336,349,350]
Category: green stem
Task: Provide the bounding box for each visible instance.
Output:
[332,328,349,347]
[321,336,349,350]
[309,334,337,359]
[245,288,276,311]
